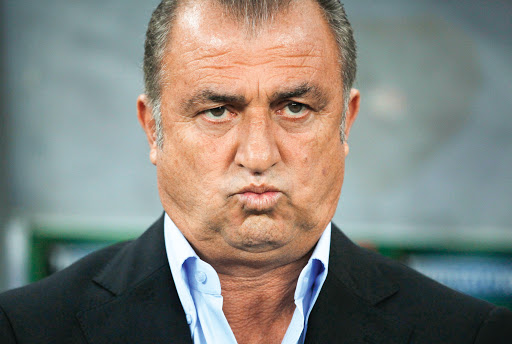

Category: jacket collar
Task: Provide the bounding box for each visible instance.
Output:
[305,224,413,344]
[77,214,193,344]
[329,224,400,305]
[78,217,412,344]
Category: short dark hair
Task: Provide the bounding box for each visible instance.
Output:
[143,0,357,146]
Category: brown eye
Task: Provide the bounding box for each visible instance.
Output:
[283,102,306,116]
[203,106,229,120]
[209,107,227,117]
[287,103,303,113]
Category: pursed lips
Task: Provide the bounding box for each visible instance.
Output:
[233,184,282,211]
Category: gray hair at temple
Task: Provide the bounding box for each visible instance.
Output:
[143,0,357,147]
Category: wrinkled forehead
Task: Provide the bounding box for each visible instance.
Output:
[174,0,294,37]
[166,0,339,67]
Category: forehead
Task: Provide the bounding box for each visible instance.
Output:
[162,0,341,95]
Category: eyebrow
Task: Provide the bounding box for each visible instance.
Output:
[270,83,328,108]
[181,82,328,113]
[182,90,246,113]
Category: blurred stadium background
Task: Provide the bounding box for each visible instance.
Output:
[1,0,511,307]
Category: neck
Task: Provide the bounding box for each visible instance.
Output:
[218,252,310,344]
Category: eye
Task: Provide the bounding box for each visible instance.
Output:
[203,106,230,120]
[283,102,307,117]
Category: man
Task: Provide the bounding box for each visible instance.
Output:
[1,0,511,343]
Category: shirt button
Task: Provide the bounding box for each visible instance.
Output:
[195,271,207,284]
[186,314,192,325]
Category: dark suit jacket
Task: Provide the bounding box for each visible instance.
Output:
[1,215,511,343]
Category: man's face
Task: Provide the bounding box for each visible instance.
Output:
[138,0,359,270]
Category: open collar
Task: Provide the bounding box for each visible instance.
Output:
[77,216,412,344]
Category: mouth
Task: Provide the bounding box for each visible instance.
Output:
[234,185,282,212]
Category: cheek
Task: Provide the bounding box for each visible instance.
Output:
[297,125,342,160]
[286,129,344,190]
[168,130,232,193]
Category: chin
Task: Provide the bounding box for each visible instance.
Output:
[224,216,293,252]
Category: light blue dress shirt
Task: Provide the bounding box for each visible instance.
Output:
[164,213,331,344]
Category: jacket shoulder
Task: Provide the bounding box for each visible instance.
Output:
[373,249,512,342]
[328,226,512,343]
[0,239,130,302]
[0,240,131,343]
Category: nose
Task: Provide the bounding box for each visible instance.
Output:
[234,110,281,175]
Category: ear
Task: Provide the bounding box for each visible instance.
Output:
[343,88,360,156]
[137,94,158,165]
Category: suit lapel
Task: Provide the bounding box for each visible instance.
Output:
[75,217,412,343]
[305,226,413,344]
[77,214,192,344]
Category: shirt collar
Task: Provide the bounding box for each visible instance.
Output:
[164,213,332,344]
[311,222,331,270]
[164,213,198,271]
[164,212,331,296]
[294,223,331,301]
